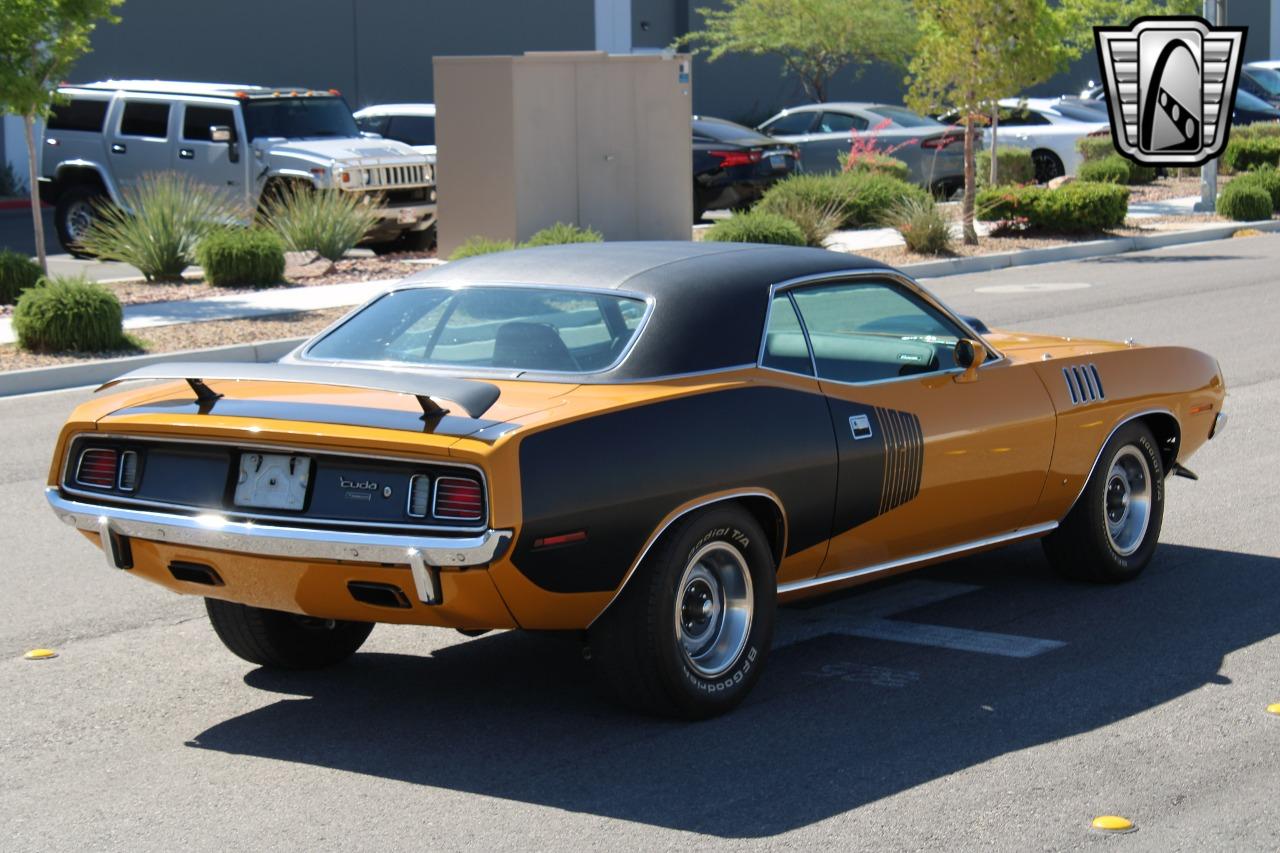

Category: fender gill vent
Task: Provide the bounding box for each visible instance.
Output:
[1063,364,1106,405]
[874,407,923,514]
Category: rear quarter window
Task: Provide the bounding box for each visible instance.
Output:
[47,99,109,133]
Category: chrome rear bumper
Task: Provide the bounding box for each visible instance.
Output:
[45,487,511,605]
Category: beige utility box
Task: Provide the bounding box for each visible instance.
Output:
[433,51,693,256]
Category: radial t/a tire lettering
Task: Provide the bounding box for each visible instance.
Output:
[588,505,776,719]
[1042,421,1165,583]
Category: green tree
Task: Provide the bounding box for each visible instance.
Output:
[678,0,916,103]
[0,0,123,273]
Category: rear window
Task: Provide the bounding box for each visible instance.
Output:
[120,101,170,138]
[305,286,649,374]
[761,111,816,135]
[47,99,109,133]
[692,118,766,145]
[866,105,944,129]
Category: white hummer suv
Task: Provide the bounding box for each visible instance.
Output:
[39,81,437,254]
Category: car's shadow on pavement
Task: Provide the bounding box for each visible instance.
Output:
[187,542,1280,838]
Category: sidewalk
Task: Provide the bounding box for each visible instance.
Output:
[0,278,398,346]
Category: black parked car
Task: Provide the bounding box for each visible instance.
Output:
[693,116,799,221]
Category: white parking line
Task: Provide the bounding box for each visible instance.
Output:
[778,579,1066,659]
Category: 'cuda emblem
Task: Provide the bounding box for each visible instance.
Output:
[339,477,379,491]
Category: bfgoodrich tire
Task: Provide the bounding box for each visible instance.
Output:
[205,598,374,669]
[589,505,775,719]
[1042,421,1165,583]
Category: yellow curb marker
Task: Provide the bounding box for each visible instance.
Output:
[23,648,58,660]
[1232,228,1263,238]
[1091,815,1136,833]
[1266,703,1280,716]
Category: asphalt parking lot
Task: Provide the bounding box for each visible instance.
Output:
[2,236,1278,850]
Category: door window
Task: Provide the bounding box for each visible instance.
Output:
[120,101,171,138]
[789,280,968,383]
[761,111,816,135]
[182,106,237,141]
[760,294,813,376]
[817,112,868,133]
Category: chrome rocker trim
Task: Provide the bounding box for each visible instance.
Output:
[45,487,512,606]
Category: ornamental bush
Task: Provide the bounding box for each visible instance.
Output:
[975,147,1035,187]
[522,222,603,246]
[883,195,953,255]
[195,229,286,287]
[1228,166,1280,210]
[76,172,240,282]
[1077,154,1130,184]
[449,236,517,260]
[1076,133,1117,162]
[0,249,42,304]
[976,182,1129,232]
[1216,182,1273,221]
[13,276,130,352]
[703,210,806,245]
[840,151,912,182]
[1222,135,1280,173]
[755,193,843,247]
[758,172,926,230]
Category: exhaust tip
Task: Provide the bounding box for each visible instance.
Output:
[347,581,412,609]
[168,561,223,586]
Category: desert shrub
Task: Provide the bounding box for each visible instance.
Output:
[883,195,953,254]
[1076,133,1117,162]
[1234,123,1280,139]
[839,151,911,182]
[1077,154,1130,184]
[1216,182,1272,221]
[1223,135,1280,173]
[1127,162,1157,184]
[13,276,130,352]
[0,250,42,304]
[77,172,239,282]
[759,172,926,230]
[1229,166,1280,210]
[756,194,843,247]
[260,182,380,263]
[977,182,1129,232]
[522,222,603,246]
[703,210,806,245]
[196,229,286,287]
[757,174,855,225]
[449,236,517,260]
[976,147,1035,187]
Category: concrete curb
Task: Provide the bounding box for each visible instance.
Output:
[0,337,304,398]
[900,218,1280,279]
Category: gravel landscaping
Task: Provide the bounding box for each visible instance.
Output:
[0,307,347,372]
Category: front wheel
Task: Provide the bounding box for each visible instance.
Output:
[205,598,374,669]
[54,184,105,256]
[1042,421,1165,582]
[589,505,775,719]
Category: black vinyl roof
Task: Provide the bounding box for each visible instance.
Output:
[402,242,893,380]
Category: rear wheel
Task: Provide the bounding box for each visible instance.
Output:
[589,505,775,719]
[1042,422,1165,582]
[1031,149,1065,184]
[205,598,374,669]
[54,184,105,256]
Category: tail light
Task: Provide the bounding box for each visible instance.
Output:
[709,149,763,168]
[407,474,431,518]
[921,134,962,150]
[76,448,119,489]
[434,477,484,521]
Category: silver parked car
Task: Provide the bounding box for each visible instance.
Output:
[39,81,438,254]
[353,103,437,167]
[757,103,968,193]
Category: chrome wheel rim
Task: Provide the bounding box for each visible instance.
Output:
[65,200,95,243]
[1105,446,1152,556]
[674,542,753,679]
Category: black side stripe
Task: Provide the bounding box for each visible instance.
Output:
[874,406,923,513]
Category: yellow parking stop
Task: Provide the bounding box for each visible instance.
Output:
[1092,815,1135,833]
[23,648,58,660]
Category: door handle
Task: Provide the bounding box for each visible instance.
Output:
[110,143,126,154]
[178,148,194,160]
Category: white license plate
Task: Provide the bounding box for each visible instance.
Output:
[769,154,787,169]
[397,208,418,224]
[234,453,311,511]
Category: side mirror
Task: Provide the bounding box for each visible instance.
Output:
[954,338,987,382]
[210,125,240,163]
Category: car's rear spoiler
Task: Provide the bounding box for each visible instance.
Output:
[96,362,501,420]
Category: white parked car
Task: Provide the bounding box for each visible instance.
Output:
[941,97,1108,182]
[353,103,437,166]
